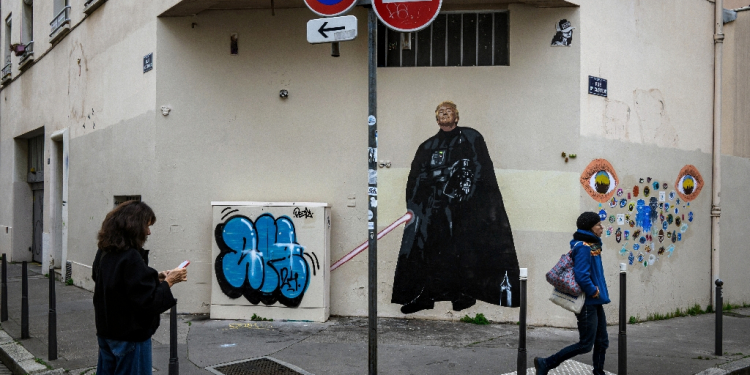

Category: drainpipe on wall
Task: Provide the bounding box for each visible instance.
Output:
[711,0,723,305]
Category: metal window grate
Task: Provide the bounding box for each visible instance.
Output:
[212,358,303,375]
[378,11,509,67]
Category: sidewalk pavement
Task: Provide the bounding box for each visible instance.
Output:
[0,263,749,375]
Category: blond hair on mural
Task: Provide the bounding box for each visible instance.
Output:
[435,101,459,121]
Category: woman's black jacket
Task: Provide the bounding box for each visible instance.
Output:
[92,247,176,342]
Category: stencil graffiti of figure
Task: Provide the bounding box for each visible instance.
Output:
[551,19,575,46]
[391,101,520,314]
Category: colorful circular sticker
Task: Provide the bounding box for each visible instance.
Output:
[688,212,693,222]
[633,185,640,197]
[644,186,651,197]
[598,209,607,221]
[652,181,660,190]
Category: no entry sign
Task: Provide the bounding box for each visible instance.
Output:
[373,0,442,32]
[304,0,357,17]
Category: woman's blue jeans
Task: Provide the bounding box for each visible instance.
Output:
[97,336,152,375]
[544,304,609,375]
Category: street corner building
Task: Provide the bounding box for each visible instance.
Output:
[0,0,749,328]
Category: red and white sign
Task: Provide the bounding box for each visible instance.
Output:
[304,0,357,17]
[373,0,442,33]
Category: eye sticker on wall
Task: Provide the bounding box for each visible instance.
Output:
[675,165,704,202]
[581,159,619,202]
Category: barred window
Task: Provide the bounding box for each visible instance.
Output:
[377,11,509,67]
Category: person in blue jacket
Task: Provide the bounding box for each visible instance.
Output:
[535,211,610,375]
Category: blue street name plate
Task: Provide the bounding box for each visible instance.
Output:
[143,53,153,73]
[588,76,607,97]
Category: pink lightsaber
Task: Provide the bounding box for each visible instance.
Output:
[330,211,413,271]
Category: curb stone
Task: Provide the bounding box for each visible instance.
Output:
[0,328,55,375]
[695,357,750,375]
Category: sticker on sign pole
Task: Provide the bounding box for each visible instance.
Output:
[304,0,357,17]
[373,0,443,32]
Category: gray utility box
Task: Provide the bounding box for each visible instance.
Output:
[210,202,330,322]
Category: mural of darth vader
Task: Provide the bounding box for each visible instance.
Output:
[391,101,520,314]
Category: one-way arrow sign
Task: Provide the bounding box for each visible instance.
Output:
[307,16,357,44]
[318,22,345,38]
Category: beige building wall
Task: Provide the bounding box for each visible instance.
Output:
[719,9,750,306]
[0,0,746,327]
[577,0,717,324]
[0,0,160,268]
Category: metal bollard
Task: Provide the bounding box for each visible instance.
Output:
[618,263,627,375]
[1,254,7,322]
[48,268,57,360]
[169,300,178,375]
[715,279,723,356]
[517,268,527,375]
[21,261,29,339]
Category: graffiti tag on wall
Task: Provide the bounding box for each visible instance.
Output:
[214,211,319,307]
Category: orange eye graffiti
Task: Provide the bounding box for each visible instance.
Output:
[580,159,619,202]
[674,165,704,202]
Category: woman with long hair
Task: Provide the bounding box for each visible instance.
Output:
[92,200,187,374]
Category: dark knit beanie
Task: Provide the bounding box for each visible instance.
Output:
[576,211,601,230]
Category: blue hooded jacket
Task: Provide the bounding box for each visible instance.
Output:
[571,229,610,305]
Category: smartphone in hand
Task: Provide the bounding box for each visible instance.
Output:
[177,260,190,269]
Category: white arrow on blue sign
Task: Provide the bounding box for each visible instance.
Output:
[307,16,357,44]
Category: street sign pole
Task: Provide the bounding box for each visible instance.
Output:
[367,7,378,375]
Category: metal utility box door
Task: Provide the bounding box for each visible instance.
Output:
[210,202,330,322]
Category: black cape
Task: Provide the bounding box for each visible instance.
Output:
[391,126,520,308]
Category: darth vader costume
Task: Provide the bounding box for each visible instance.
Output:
[391,126,520,313]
